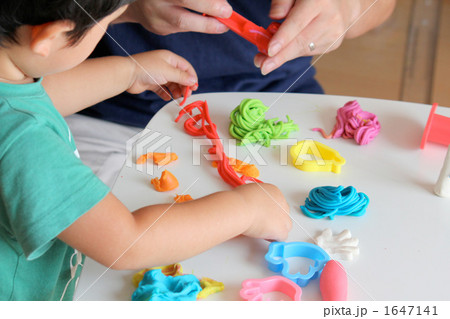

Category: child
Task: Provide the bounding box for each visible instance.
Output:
[0,0,292,300]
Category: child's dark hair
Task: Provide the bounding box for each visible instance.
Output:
[0,0,135,46]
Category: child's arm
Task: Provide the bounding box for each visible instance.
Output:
[57,183,292,269]
[42,50,197,117]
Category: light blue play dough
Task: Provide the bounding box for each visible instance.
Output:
[132,269,201,301]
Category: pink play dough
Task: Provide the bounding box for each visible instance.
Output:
[320,260,348,301]
[313,100,381,145]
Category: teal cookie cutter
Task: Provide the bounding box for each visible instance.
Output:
[265,241,330,287]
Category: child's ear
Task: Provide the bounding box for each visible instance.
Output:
[30,20,75,57]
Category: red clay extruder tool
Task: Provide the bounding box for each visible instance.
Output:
[215,11,280,54]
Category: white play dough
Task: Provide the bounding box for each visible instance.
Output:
[314,228,359,261]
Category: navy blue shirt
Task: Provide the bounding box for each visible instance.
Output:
[82,0,323,128]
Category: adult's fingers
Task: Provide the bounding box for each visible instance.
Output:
[137,0,232,35]
[173,0,232,19]
[253,53,265,68]
[261,19,335,75]
[268,0,320,57]
[269,0,295,20]
[168,0,232,33]
[164,7,229,34]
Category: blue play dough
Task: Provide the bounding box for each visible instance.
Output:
[300,186,369,220]
[132,269,202,301]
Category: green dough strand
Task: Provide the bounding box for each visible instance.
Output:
[229,98,299,147]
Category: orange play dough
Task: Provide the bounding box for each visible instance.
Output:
[212,157,259,178]
[151,170,179,192]
[174,194,193,203]
[136,152,178,166]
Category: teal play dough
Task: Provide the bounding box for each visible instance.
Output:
[301,186,369,220]
[132,269,201,301]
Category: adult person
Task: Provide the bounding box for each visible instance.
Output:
[61,0,396,187]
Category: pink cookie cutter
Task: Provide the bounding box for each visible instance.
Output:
[420,103,450,149]
[240,276,302,301]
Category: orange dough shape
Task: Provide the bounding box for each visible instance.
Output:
[174,194,194,203]
[233,159,259,178]
[136,152,178,166]
[136,153,151,164]
[212,157,259,178]
[152,152,178,166]
[151,170,179,192]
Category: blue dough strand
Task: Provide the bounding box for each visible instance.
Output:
[301,186,369,220]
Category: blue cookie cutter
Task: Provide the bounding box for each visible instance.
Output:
[265,241,330,287]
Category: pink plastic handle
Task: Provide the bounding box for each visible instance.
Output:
[420,103,450,149]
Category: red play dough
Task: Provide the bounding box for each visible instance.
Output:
[320,260,348,301]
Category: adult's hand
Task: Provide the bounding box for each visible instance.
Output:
[255,0,396,75]
[116,0,232,35]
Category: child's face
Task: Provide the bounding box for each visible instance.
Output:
[9,5,128,78]
[49,5,128,74]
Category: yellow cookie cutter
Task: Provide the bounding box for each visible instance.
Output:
[290,140,345,174]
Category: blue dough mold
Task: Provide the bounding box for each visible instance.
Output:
[265,241,330,287]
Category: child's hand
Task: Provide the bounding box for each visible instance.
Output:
[127,50,198,101]
[234,183,292,242]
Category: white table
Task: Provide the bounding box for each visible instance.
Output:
[74,93,450,301]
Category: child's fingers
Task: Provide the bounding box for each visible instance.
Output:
[154,86,172,101]
[167,83,182,99]
[165,51,198,86]
[157,83,196,103]
[165,65,197,87]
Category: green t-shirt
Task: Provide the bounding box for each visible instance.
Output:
[0,79,110,300]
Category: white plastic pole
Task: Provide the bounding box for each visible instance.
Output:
[435,145,450,198]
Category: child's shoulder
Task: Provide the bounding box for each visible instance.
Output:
[0,95,69,159]
[0,79,70,145]
[0,96,42,140]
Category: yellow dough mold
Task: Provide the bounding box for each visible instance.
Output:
[290,140,346,174]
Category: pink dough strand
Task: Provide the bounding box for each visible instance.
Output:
[311,128,333,139]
